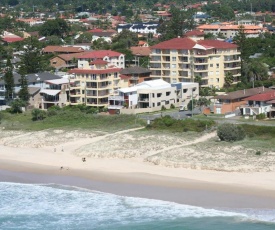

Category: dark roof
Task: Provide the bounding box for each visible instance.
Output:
[28,87,40,95]
[0,72,62,85]
[214,87,274,100]
[120,66,151,75]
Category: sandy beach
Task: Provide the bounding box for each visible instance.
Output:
[1,128,275,209]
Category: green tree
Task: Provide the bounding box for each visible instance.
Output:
[20,37,48,74]
[112,30,138,49]
[18,66,30,104]
[3,57,14,103]
[10,99,27,113]
[39,18,70,38]
[76,32,93,43]
[187,99,197,112]
[224,72,234,88]
[234,25,250,83]
[197,97,210,111]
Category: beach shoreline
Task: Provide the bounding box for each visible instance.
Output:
[1,128,275,211]
[1,158,275,210]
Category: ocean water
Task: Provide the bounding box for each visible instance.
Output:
[0,182,275,230]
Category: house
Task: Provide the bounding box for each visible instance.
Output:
[150,37,241,88]
[0,72,62,105]
[240,90,275,118]
[39,78,70,110]
[77,50,125,69]
[119,66,151,87]
[130,46,151,66]
[50,52,86,70]
[1,31,24,44]
[68,59,122,107]
[108,80,199,114]
[213,87,275,115]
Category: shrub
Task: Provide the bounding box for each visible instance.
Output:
[170,104,175,109]
[255,151,261,156]
[256,113,265,120]
[161,105,166,111]
[32,109,47,121]
[217,123,245,142]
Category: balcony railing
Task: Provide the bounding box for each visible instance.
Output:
[109,95,124,101]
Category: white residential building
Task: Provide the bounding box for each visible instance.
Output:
[108,79,199,114]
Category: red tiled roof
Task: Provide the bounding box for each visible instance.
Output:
[151,37,196,50]
[69,68,121,74]
[56,52,88,61]
[78,50,123,59]
[244,91,275,102]
[88,28,103,33]
[151,37,237,50]
[185,30,204,36]
[43,46,85,53]
[90,59,108,64]
[130,46,151,56]
[198,40,238,49]
[2,37,24,43]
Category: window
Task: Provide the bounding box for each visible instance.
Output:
[209,71,213,76]
[183,89,188,93]
[210,64,213,67]
[157,93,162,98]
[172,57,176,61]
[152,93,155,98]
[157,102,161,106]
[216,64,219,68]
[172,71,176,76]
[166,92,170,96]
[165,101,169,105]
[216,78,219,83]
[171,64,176,68]
[216,71,220,75]
[152,103,155,107]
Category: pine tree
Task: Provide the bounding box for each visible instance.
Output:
[18,65,30,104]
[3,57,14,103]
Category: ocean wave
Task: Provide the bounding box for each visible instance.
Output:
[0,182,274,229]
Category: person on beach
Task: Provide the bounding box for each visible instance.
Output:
[82,157,86,162]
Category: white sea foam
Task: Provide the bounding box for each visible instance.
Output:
[0,182,274,229]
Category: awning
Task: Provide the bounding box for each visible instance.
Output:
[40,89,61,96]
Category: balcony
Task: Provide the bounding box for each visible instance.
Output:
[224,57,240,63]
[194,67,208,72]
[109,95,124,101]
[70,84,81,89]
[224,65,241,70]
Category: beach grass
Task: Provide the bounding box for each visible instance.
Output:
[0,110,146,132]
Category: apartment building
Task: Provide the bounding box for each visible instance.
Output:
[108,79,199,114]
[68,59,125,107]
[197,24,264,38]
[150,37,241,89]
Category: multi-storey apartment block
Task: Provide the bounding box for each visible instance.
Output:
[150,37,241,89]
[68,59,125,107]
